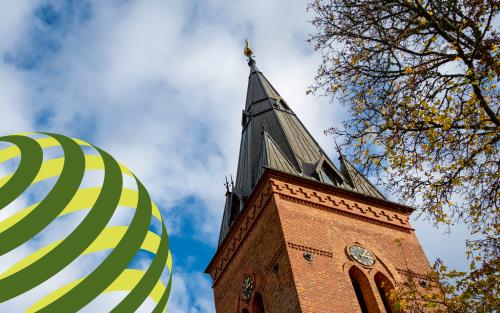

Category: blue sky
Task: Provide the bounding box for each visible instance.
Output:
[0,1,472,312]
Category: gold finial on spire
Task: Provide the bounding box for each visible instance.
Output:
[243,39,254,58]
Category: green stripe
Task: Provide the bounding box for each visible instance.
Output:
[0,145,123,301]
[0,134,85,256]
[39,176,153,312]
[152,268,173,313]
[0,135,43,210]
[111,222,170,312]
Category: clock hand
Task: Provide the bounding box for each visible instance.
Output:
[361,249,374,260]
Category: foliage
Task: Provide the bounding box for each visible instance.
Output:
[307,0,499,310]
[392,239,499,312]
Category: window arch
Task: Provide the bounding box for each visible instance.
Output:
[375,272,395,313]
[252,292,265,313]
[349,266,380,313]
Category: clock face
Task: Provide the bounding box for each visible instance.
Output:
[348,245,376,267]
[241,275,254,303]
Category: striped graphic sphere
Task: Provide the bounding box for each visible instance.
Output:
[0,133,172,312]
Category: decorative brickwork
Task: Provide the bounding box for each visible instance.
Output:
[272,180,412,231]
[286,242,333,258]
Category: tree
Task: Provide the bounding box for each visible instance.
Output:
[391,239,499,312]
[307,0,499,311]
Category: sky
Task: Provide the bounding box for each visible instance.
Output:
[0,1,472,312]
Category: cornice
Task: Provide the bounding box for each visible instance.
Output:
[265,168,414,214]
[272,180,413,232]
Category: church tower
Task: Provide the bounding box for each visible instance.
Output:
[205,46,432,313]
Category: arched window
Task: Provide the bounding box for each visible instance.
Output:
[252,292,265,313]
[375,272,395,313]
[349,267,380,313]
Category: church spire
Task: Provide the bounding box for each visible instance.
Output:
[207,46,430,313]
[217,46,385,245]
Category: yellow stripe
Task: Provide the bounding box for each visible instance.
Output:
[1,227,161,278]
[0,136,91,165]
[0,203,37,233]
[26,268,169,313]
[13,132,35,136]
[151,202,162,222]
[103,269,166,303]
[23,243,172,312]
[0,146,21,164]
[0,136,117,182]
[36,137,91,149]
[0,156,67,188]
[0,154,135,188]
[167,250,173,273]
[0,188,161,236]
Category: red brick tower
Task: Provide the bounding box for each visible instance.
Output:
[205,48,432,313]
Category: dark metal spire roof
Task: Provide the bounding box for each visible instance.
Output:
[218,54,385,246]
[339,155,386,200]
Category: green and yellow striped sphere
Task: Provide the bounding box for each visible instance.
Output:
[0,132,172,312]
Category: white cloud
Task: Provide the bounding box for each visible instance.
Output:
[0,1,39,52]
[0,1,39,134]
[19,0,339,243]
[0,0,473,311]
[0,63,33,134]
[168,269,214,313]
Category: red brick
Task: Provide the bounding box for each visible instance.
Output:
[206,170,432,313]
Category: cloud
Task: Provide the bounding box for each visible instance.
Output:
[168,269,214,313]
[1,0,338,243]
[0,0,473,311]
[0,63,33,134]
[11,4,255,249]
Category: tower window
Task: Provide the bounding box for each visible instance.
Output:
[319,163,340,186]
[351,276,369,313]
[349,267,378,313]
[252,292,265,313]
[375,272,395,313]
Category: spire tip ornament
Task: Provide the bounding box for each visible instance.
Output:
[224,176,230,193]
[244,39,255,66]
[333,138,344,160]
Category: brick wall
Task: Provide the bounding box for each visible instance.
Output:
[206,171,432,313]
[211,193,301,313]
